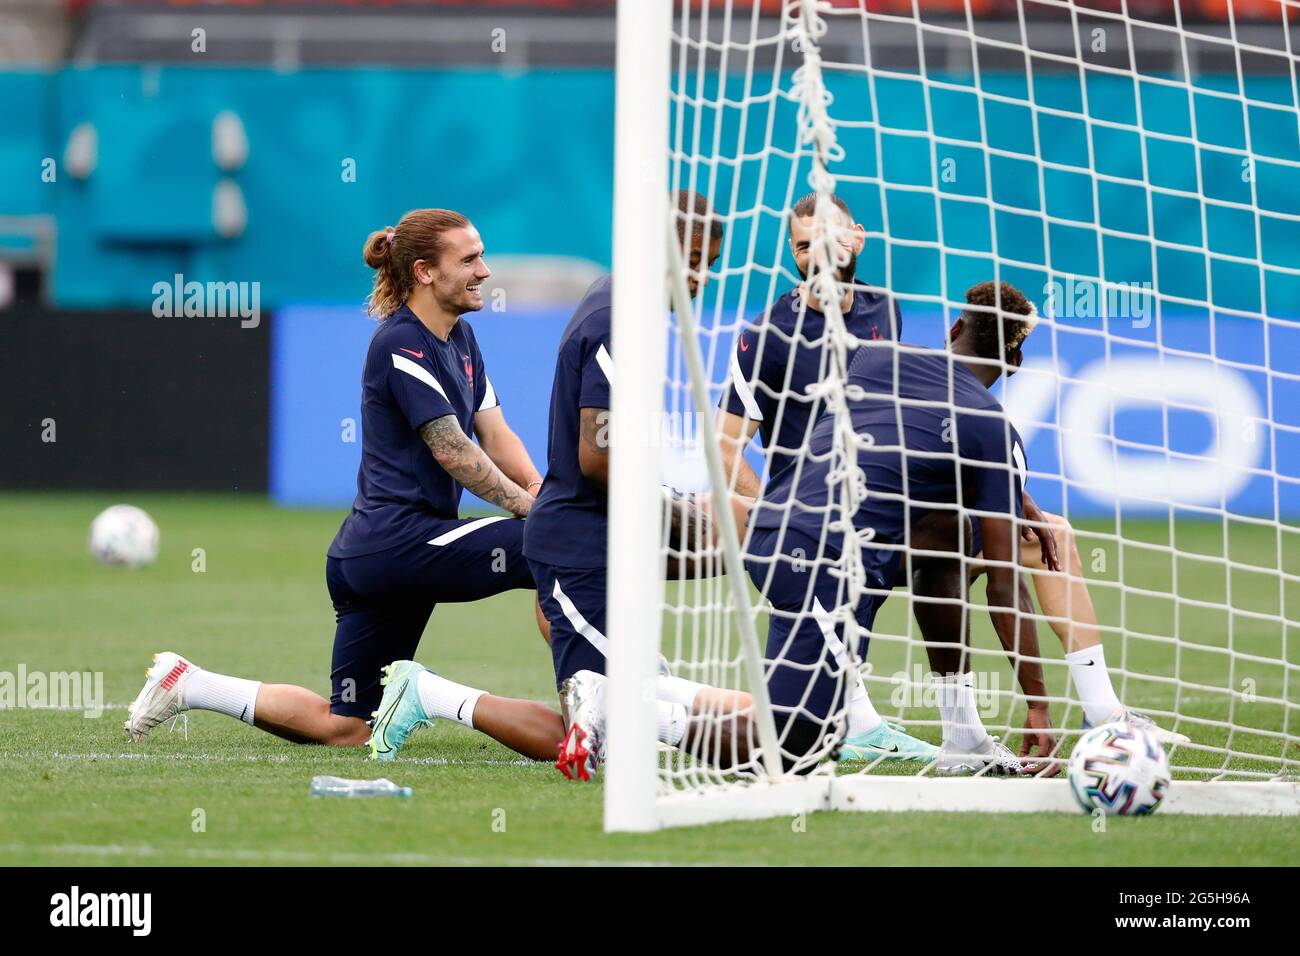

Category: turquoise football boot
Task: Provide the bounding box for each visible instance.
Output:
[368,660,433,762]
[837,721,940,763]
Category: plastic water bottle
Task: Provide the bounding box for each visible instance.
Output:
[310,775,412,798]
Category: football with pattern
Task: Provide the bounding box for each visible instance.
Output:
[1068,721,1171,816]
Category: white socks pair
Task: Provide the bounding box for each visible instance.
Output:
[186,666,487,731]
[932,645,1123,750]
[185,666,486,731]
[184,665,482,732]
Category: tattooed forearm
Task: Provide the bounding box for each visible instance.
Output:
[419,415,532,518]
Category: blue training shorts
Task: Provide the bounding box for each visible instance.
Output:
[528,559,608,691]
[325,516,534,718]
[745,527,894,727]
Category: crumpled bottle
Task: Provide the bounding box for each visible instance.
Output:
[309,775,412,798]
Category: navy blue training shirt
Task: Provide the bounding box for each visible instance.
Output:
[328,304,500,558]
[753,342,1026,579]
[523,276,613,570]
[721,286,902,490]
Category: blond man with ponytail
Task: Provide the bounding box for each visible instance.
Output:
[127,209,571,761]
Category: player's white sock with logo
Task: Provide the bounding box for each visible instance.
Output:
[415,671,485,728]
[656,701,688,747]
[934,672,987,751]
[846,678,883,737]
[656,674,708,708]
[1066,644,1123,726]
[184,669,260,725]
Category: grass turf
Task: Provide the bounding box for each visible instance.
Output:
[0,493,1296,866]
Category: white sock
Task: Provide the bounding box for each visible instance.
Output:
[184,669,260,725]
[846,678,884,737]
[416,671,486,728]
[933,672,987,751]
[656,674,707,708]
[1067,644,1122,727]
[656,700,688,747]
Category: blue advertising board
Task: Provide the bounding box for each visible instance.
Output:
[271,298,1300,519]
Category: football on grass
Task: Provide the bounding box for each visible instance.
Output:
[89,504,160,568]
[1068,721,1170,816]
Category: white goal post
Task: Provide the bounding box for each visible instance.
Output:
[606,0,1300,831]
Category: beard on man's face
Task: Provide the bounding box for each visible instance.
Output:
[436,279,483,313]
[797,251,858,285]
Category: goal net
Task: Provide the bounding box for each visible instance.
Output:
[605,0,1300,830]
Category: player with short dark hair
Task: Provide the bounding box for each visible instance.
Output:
[744,290,1046,774]
[126,209,567,762]
[527,191,722,683]
[944,281,1187,748]
[525,191,758,780]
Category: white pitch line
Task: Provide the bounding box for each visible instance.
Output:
[4,703,130,711]
[0,843,689,868]
[0,750,536,767]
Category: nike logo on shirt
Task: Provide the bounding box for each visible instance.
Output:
[399,347,425,359]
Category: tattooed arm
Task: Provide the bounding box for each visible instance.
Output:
[419,415,532,518]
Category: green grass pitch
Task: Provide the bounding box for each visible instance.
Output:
[1,493,1296,866]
